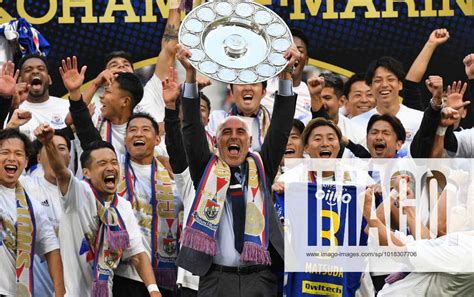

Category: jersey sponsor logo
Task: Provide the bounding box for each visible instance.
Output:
[302,280,343,296]
[51,114,65,127]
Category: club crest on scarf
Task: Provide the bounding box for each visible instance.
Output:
[117,155,178,289]
[162,230,177,256]
[182,153,271,265]
[84,180,130,297]
[204,198,220,221]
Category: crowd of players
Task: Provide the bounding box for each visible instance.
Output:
[0,5,473,297]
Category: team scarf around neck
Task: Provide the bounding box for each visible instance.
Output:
[7,182,37,297]
[181,152,271,265]
[97,116,113,143]
[117,154,178,288]
[86,180,129,297]
[229,104,271,149]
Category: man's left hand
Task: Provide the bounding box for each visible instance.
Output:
[0,61,19,98]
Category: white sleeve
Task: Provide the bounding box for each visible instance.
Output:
[121,200,145,259]
[451,129,474,158]
[60,173,95,214]
[134,74,164,123]
[207,110,227,136]
[174,168,195,218]
[406,233,474,273]
[32,200,59,257]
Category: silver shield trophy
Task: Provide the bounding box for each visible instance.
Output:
[178,0,293,84]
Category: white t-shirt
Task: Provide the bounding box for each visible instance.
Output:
[0,183,59,296]
[20,176,62,297]
[90,110,128,163]
[134,74,165,123]
[114,162,152,282]
[448,129,474,158]
[338,114,366,146]
[61,174,145,296]
[351,105,423,157]
[378,232,474,296]
[115,161,179,282]
[261,78,311,121]
[174,168,199,290]
[18,96,69,140]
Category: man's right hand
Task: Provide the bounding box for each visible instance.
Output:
[6,109,32,129]
[162,66,181,110]
[271,181,285,194]
[425,75,443,104]
[92,69,116,88]
[440,102,470,127]
[427,28,449,47]
[463,53,474,80]
[12,82,29,108]
[176,44,195,83]
[307,75,325,111]
[59,56,87,101]
[34,123,55,144]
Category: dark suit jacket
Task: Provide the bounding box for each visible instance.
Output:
[176,89,297,276]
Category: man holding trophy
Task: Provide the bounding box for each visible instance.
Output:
[174,2,300,294]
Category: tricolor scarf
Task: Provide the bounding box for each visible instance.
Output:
[12,182,37,297]
[97,117,112,143]
[229,104,271,149]
[117,155,178,288]
[86,180,130,297]
[181,153,271,265]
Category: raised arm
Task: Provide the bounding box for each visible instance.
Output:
[363,187,405,247]
[307,75,326,117]
[259,45,299,182]
[0,61,18,99]
[461,53,474,129]
[60,56,102,150]
[155,8,181,80]
[406,29,449,83]
[81,69,116,105]
[410,76,444,157]
[177,45,212,186]
[434,81,471,157]
[403,29,449,110]
[35,123,71,195]
[163,67,188,174]
[0,61,19,128]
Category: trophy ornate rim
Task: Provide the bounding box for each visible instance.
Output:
[178,1,293,84]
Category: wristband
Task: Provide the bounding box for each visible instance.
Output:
[283,65,295,74]
[436,126,447,136]
[430,98,442,111]
[147,284,160,293]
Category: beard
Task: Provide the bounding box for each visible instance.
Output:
[28,85,49,100]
